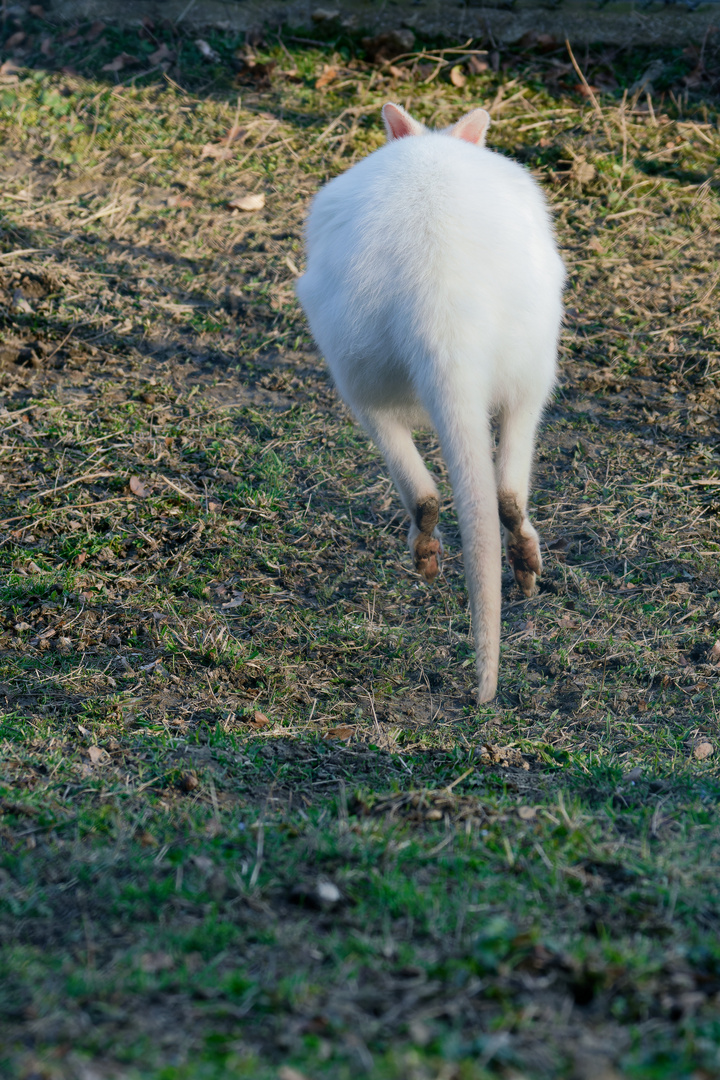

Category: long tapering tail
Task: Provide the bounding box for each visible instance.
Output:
[427,386,501,702]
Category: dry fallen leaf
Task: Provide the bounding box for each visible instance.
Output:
[87,745,109,765]
[227,192,265,212]
[709,640,720,664]
[518,805,538,821]
[166,194,193,208]
[0,59,21,80]
[5,31,26,49]
[466,53,489,75]
[693,741,714,761]
[179,771,199,792]
[573,82,600,98]
[201,143,234,160]
[315,64,339,88]
[324,724,355,742]
[221,592,245,609]
[570,158,597,186]
[247,710,271,730]
[311,7,340,21]
[316,880,341,904]
[129,476,150,498]
[29,4,47,15]
[148,43,176,66]
[449,65,467,88]
[195,38,220,62]
[101,52,139,73]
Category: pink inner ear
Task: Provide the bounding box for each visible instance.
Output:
[382,103,420,141]
[451,109,490,145]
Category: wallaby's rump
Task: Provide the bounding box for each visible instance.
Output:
[296,103,564,702]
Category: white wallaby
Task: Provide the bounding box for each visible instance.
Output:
[296,103,564,702]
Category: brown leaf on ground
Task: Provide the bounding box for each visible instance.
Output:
[102,53,140,73]
[201,143,234,160]
[571,158,597,186]
[195,39,220,62]
[315,65,339,89]
[149,43,176,66]
[227,192,265,212]
[247,711,271,730]
[311,7,339,22]
[0,59,21,80]
[129,476,150,498]
[518,805,538,820]
[178,771,199,792]
[709,640,720,663]
[87,745,109,765]
[693,741,714,760]
[29,4,47,16]
[449,65,466,88]
[324,725,355,742]
[573,82,601,98]
[167,194,193,208]
[466,54,489,75]
[5,32,26,49]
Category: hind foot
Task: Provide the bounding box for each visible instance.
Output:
[505,524,542,597]
[409,495,443,583]
[498,492,542,598]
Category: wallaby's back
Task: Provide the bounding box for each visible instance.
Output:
[297,130,563,414]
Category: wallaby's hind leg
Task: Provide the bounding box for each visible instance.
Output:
[495,398,545,597]
[359,409,443,582]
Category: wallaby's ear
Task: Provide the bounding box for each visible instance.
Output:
[449,107,491,146]
[382,102,425,141]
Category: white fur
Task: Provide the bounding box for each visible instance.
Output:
[296,104,564,702]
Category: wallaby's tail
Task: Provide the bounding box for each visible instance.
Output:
[427,384,501,703]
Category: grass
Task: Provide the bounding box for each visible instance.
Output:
[0,12,720,1080]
